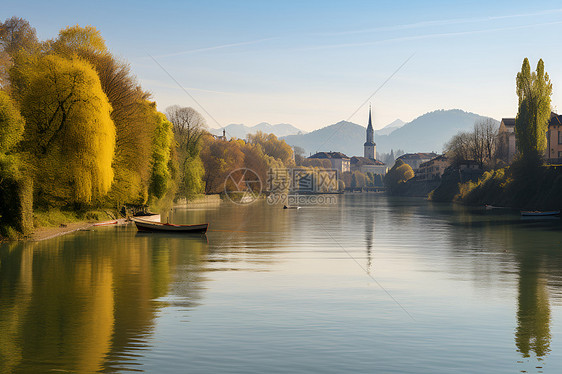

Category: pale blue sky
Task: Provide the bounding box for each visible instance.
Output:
[4,0,562,131]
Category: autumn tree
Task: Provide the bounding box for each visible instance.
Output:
[384,159,414,193]
[0,17,40,87]
[14,54,115,206]
[51,25,158,205]
[0,90,30,235]
[242,142,284,191]
[0,17,40,56]
[515,58,552,165]
[246,131,294,166]
[0,90,24,153]
[199,135,244,194]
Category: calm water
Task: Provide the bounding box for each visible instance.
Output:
[1,195,562,373]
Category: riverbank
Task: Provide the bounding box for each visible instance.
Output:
[430,163,562,209]
[26,219,130,241]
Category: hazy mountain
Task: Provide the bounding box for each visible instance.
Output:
[375,119,405,136]
[283,121,366,157]
[375,109,499,154]
[210,122,304,139]
[282,109,499,157]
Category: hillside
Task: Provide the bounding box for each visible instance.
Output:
[210,122,304,139]
[282,109,499,157]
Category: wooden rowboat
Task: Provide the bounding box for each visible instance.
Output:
[520,210,560,217]
[133,218,208,234]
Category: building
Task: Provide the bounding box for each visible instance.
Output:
[498,113,562,164]
[397,152,438,171]
[364,105,376,159]
[214,129,227,141]
[350,156,387,175]
[497,118,516,164]
[547,113,562,162]
[417,155,450,181]
[308,151,351,173]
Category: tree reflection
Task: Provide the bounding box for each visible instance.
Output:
[515,252,551,358]
[0,228,208,373]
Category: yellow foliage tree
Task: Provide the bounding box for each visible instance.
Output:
[51,25,108,55]
[246,131,294,166]
[15,54,115,205]
[52,25,159,206]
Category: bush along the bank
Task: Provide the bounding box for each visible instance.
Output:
[430,163,562,210]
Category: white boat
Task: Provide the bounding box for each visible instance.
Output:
[133,213,161,222]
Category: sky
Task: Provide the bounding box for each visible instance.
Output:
[4,0,562,132]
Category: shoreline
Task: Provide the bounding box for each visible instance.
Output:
[25,219,129,242]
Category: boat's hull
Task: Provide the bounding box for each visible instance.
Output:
[520,210,560,217]
[133,219,208,233]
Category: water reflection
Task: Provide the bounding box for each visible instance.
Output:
[515,251,551,358]
[433,204,559,361]
[0,229,208,373]
[1,197,562,373]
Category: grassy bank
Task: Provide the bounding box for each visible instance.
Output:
[430,163,562,209]
[0,208,119,241]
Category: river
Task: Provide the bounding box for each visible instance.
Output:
[1,195,562,373]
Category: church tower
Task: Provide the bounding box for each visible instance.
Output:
[364,104,376,159]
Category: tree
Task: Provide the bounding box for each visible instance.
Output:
[15,54,115,205]
[166,106,207,198]
[444,119,498,168]
[351,171,366,188]
[0,90,24,153]
[293,146,306,165]
[51,25,107,55]
[200,135,244,194]
[515,58,552,165]
[0,91,30,236]
[246,131,294,166]
[384,159,414,193]
[148,111,173,199]
[166,106,206,154]
[51,25,158,205]
[445,132,473,166]
[0,17,40,87]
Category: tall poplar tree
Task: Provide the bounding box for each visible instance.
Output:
[515,58,552,165]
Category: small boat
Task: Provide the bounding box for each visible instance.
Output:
[133,218,208,233]
[520,210,560,217]
[283,205,301,210]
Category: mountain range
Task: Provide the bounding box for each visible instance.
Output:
[281,109,499,156]
[210,122,304,139]
[376,119,405,136]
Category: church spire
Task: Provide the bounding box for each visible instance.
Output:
[364,104,376,159]
[367,103,373,131]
